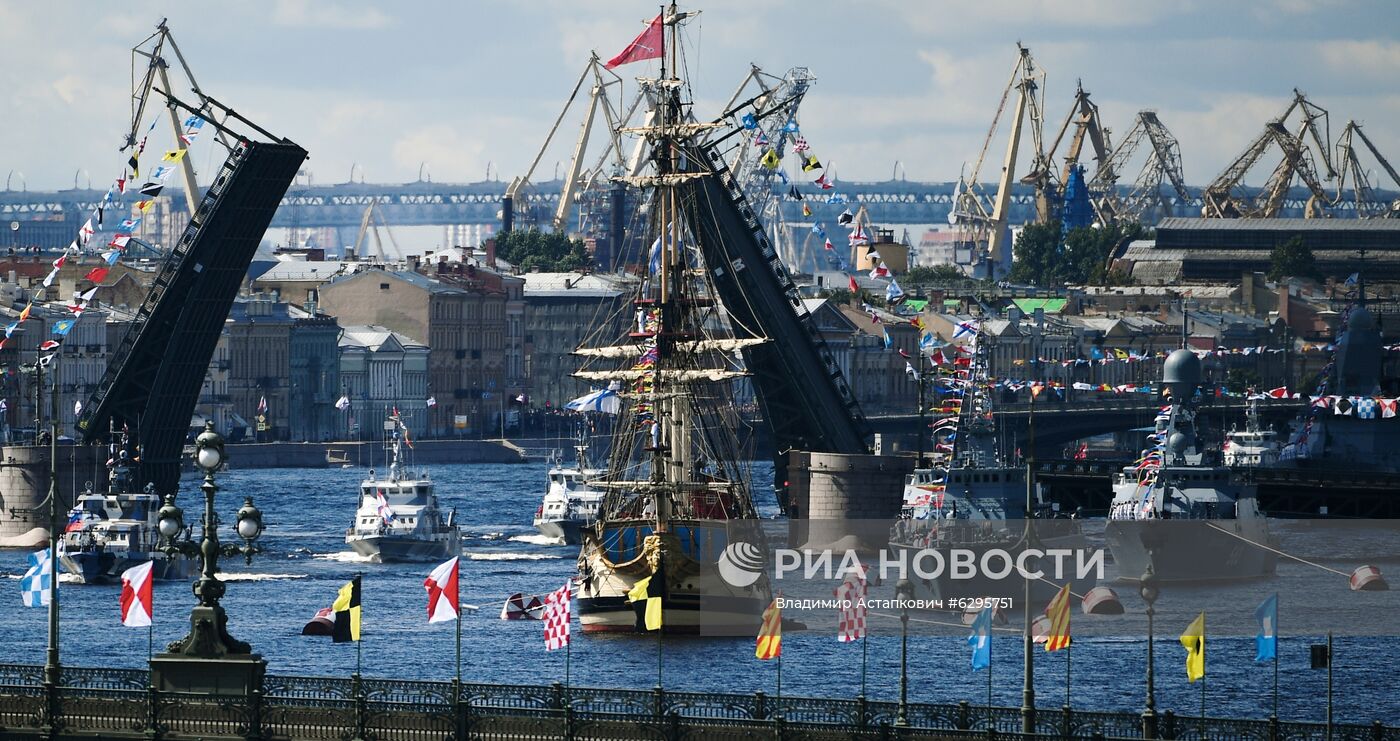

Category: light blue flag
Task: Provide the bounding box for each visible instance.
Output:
[882,328,892,350]
[741,113,757,130]
[1254,594,1277,661]
[968,606,992,670]
[782,120,799,133]
[52,320,75,337]
[1090,346,1104,360]
[20,549,51,607]
[811,222,826,239]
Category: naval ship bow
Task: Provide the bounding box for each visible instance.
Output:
[573,3,771,634]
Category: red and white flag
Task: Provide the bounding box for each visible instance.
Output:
[424,557,460,624]
[119,561,154,628]
[257,395,268,414]
[1266,386,1289,399]
[542,580,572,651]
[604,13,664,70]
[834,562,867,642]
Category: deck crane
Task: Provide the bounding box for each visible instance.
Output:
[1088,111,1191,225]
[1028,82,1111,223]
[127,20,234,221]
[1334,121,1400,218]
[504,54,626,233]
[1202,91,1335,219]
[951,44,1046,278]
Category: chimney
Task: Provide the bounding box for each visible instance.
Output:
[485,238,496,269]
[408,254,421,273]
[305,288,319,316]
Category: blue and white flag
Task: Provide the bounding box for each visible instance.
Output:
[1254,593,1277,661]
[565,388,620,415]
[20,549,51,607]
[782,120,799,134]
[968,605,993,670]
[811,222,826,239]
[741,113,757,130]
[886,279,905,303]
[882,328,892,350]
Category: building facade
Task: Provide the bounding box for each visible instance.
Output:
[338,325,430,439]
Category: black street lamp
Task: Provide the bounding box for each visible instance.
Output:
[156,422,263,659]
[896,578,913,727]
[1139,562,1160,739]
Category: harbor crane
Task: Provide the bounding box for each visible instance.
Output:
[1202,90,1335,219]
[504,54,627,233]
[1028,82,1111,224]
[1334,121,1400,218]
[351,197,401,261]
[952,44,1047,278]
[1088,110,1191,225]
[720,65,816,270]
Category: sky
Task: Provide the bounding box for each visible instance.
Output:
[2,0,1400,193]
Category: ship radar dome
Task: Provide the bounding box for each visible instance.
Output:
[1162,348,1201,390]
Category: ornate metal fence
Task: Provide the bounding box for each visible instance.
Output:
[0,663,1394,741]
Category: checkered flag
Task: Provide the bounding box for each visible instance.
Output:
[543,581,572,651]
[20,549,51,607]
[834,563,867,642]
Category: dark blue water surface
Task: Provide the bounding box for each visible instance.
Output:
[1,460,1396,726]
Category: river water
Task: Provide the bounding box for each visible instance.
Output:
[0,460,1395,725]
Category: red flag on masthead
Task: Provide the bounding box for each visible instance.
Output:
[119,561,154,628]
[605,14,664,70]
[424,557,460,623]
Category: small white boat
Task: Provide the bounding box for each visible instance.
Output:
[345,413,459,563]
[533,441,605,544]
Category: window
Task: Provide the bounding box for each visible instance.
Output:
[379,283,391,290]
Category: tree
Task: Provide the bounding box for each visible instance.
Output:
[1008,222,1061,286]
[492,228,591,272]
[1008,221,1143,287]
[1225,367,1263,394]
[903,264,967,283]
[1267,236,1323,283]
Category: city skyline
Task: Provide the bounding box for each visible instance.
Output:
[1,0,1398,192]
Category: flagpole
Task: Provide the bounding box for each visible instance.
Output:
[860,632,868,698]
[776,642,782,702]
[564,632,572,691]
[1273,597,1279,721]
[1065,645,1071,710]
[455,608,462,687]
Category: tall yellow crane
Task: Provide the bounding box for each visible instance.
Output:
[1201,90,1335,219]
[951,44,1046,277]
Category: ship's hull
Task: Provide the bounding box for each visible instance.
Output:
[347,533,459,563]
[59,550,198,585]
[1104,519,1276,583]
[534,517,588,545]
[576,522,769,635]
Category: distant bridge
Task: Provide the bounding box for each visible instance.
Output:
[3,180,1387,236]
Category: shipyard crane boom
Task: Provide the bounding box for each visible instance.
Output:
[1335,121,1400,218]
[1089,111,1189,225]
[351,198,400,260]
[505,55,625,233]
[954,44,1046,277]
[1028,82,1107,223]
[1202,91,1335,219]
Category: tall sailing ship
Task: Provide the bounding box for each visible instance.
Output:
[572,4,771,634]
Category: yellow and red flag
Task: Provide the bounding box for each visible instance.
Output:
[1044,584,1071,652]
[755,599,781,660]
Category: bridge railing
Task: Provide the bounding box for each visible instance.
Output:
[0,663,1395,740]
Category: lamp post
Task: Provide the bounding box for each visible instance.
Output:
[1139,563,1160,739]
[155,422,263,665]
[1021,388,1037,736]
[896,578,913,727]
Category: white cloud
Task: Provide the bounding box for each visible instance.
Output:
[271,0,392,30]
